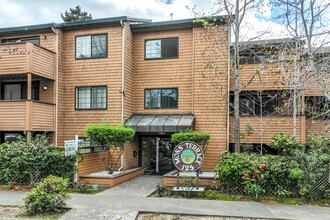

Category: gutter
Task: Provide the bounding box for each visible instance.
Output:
[227,22,231,152]
[51,27,59,146]
[119,20,125,171]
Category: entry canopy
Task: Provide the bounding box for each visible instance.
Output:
[125,114,195,133]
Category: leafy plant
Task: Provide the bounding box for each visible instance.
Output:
[24,175,70,214]
[85,124,135,174]
[171,130,210,153]
[0,134,78,185]
[267,132,303,155]
[76,180,90,193]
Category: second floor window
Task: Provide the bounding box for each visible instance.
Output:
[145,88,178,109]
[76,34,107,59]
[231,95,277,116]
[145,37,178,59]
[75,86,107,110]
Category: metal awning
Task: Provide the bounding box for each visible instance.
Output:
[125,114,195,133]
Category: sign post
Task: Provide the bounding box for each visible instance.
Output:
[172,141,204,190]
[64,135,79,183]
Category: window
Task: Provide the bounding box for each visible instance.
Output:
[76,34,107,59]
[239,53,278,64]
[305,96,329,118]
[145,88,178,109]
[75,86,107,110]
[230,94,278,116]
[1,81,39,101]
[145,38,178,59]
[78,137,103,154]
[1,36,40,45]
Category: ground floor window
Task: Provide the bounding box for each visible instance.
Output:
[78,137,103,154]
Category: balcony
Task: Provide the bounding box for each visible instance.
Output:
[0,42,55,80]
[229,116,303,143]
[0,100,55,132]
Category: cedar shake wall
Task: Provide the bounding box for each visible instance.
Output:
[57,26,123,145]
[192,26,229,170]
[132,28,193,114]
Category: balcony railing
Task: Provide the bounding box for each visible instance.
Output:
[0,42,55,80]
[0,100,55,131]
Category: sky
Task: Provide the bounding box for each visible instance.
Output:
[0,0,295,40]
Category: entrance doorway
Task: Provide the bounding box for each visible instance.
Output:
[139,136,174,175]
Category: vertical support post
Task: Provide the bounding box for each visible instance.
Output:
[27,73,32,100]
[74,135,79,183]
[26,73,32,136]
[176,169,180,188]
[196,170,200,189]
[156,137,159,173]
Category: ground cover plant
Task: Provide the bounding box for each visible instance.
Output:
[0,134,78,186]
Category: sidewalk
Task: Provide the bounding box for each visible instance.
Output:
[0,190,329,220]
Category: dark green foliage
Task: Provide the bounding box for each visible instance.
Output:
[85,125,135,148]
[267,132,303,155]
[0,134,78,186]
[61,5,92,22]
[171,130,210,152]
[76,180,90,193]
[24,175,70,214]
[215,135,330,201]
[85,124,135,174]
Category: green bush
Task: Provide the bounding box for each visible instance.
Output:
[215,135,330,201]
[24,175,70,214]
[267,132,303,155]
[171,130,210,152]
[0,134,78,185]
[85,124,135,174]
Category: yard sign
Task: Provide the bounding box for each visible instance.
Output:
[172,141,204,172]
[64,140,78,156]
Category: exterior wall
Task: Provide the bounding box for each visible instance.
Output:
[306,119,330,139]
[57,25,123,145]
[132,27,193,114]
[192,26,229,170]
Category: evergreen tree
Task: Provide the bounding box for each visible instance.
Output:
[61,5,92,22]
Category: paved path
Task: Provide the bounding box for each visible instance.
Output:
[0,175,329,220]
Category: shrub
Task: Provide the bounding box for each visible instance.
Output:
[171,130,210,152]
[85,124,135,174]
[24,175,70,214]
[267,132,303,155]
[0,134,78,185]
[76,180,90,193]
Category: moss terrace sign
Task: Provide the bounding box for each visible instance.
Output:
[172,141,204,172]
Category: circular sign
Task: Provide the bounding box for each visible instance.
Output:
[172,141,204,172]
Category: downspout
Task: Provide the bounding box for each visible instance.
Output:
[119,20,125,171]
[51,27,59,146]
[226,22,231,152]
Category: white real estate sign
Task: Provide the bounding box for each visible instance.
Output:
[64,140,78,156]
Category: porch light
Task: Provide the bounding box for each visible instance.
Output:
[43,85,48,91]
[42,35,47,39]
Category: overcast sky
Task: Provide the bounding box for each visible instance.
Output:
[0,0,291,40]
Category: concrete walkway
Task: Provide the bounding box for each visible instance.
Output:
[0,176,329,220]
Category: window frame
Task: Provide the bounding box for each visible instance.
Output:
[75,85,107,110]
[144,88,178,109]
[75,33,108,60]
[144,37,179,60]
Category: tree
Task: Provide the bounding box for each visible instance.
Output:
[61,5,92,22]
[272,0,330,101]
[85,125,135,174]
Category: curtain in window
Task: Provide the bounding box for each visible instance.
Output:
[92,87,106,109]
[76,87,91,109]
[146,40,161,59]
[92,35,107,58]
[4,84,21,100]
[161,89,177,108]
[76,36,91,58]
[145,89,161,108]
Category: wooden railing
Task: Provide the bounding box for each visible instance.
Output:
[0,42,55,80]
[0,100,55,131]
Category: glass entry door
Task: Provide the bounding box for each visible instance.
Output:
[140,136,174,174]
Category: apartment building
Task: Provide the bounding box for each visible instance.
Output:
[0,16,328,176]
